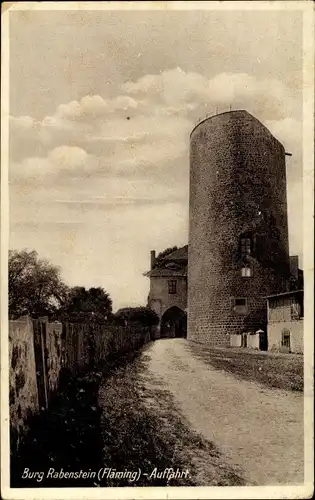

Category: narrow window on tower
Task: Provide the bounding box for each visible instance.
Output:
[168,280,177,295]
[241,266,252,278]
[240,237,251,257]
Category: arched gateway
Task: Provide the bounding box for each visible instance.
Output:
[160,307,187,338]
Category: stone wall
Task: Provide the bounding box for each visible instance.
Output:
[188,110,290,346]
[9,317,150,451]
[9,316,39,451]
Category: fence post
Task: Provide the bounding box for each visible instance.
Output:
[32,319,49,410]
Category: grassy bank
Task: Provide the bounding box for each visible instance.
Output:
[188,343,303,392]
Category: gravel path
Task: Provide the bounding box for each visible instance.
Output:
[144,339,304,486]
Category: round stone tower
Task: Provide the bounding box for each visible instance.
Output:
[188,110,290,346]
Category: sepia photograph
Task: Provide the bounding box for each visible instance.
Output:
[1,2,314,499]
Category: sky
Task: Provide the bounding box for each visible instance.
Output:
[8,7,303,311]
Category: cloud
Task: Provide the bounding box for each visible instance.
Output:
[10,145,97,184]
[122,67,211,107]
[122,68,299,121]
[54,94,139,121]
[49,145,88,169]
[9,67,303,275]
[10,68,300,173]
[10,115,37,129]
[9,68,302,193]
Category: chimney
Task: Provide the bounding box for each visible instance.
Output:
[289,255,299,280]
[150,250,156,270]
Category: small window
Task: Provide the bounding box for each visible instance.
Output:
[241,267,252,277]
[168,280,177,294]
[281,329,291,349]
[231,297,248,315]
[240,238,251,257]
[235,298,247,307]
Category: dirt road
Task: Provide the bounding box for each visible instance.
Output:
[141,339,304,486]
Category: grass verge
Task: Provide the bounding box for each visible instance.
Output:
[188,342,303,392]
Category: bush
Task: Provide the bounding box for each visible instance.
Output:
[114,307,159,327]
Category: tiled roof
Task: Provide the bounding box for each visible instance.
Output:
[143,245,188,277]
[162,245,188,261]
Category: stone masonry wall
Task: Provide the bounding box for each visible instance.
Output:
[188,110,290,346]
[46,321,63,393]
[9,316,150,451]
[9,316,39,451]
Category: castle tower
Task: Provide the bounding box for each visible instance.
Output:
[188,110,290,346]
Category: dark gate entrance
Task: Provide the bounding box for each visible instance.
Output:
[259,329,268,351]
[160,307,187,338]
